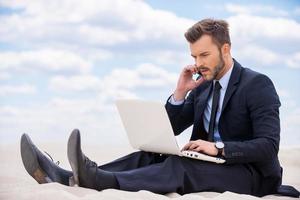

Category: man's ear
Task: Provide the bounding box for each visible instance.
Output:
[221,43,231,57]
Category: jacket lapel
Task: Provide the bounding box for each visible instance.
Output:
[221,59,242,113]
[195,81,213,121]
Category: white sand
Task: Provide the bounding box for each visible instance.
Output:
[0,143,299,200]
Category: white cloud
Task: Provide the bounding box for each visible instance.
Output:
[49,63,177,92]
[225,4,289,17]
[233,44,280,66]
[294,7,300,16]
[286,52,300,69]
[277,88,291,99]
[204,10,300,70]
[0,72,11,80]
[147,50,191,66]
[98,88,139,102]
[129,6,193,43]
[0,98,123,144]
[49,97,108,114]
[49,75,102,91]
[0,0,194,47]
[1,1,299,146]
[233,45,300,69]
[228,14,300,44]
[0,49,92,74]
[135,63,177,87]
[97,63,177,103]
[95,63,178,102]
[0,84,36,96]
[48,63,178,104]
[78,25,130,46]
[283,108,300,126]
[232,44,300,69]
[47,62,178,107]
[84,48,113,62]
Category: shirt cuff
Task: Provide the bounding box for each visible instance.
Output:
[168,94,184,105]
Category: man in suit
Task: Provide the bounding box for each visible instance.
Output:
[21,18,297,197]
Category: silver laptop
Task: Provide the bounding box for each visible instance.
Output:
[115,99,225,164]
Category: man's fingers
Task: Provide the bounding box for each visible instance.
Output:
[184,65,197,74]
[195,77,205,87]
[182,140,203,151]
[189,143,198,150]
[195,146,202,152]
[183,142,199,151]
[182,142,192,150]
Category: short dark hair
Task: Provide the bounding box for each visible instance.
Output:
[184,18,231,48]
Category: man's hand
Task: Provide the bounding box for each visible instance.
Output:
[182,139,218,156]
[173,65,205,101]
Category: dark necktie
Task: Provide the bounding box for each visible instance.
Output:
[208,81,222,141]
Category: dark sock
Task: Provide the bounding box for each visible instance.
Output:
[95,169,119,190]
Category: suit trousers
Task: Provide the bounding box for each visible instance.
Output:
[98,151,260,195]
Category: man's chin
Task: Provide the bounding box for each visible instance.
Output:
[202,74,214,81]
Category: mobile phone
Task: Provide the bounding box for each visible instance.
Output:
[195,72,202,80]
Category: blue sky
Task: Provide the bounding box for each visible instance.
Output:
[0,0,299,147]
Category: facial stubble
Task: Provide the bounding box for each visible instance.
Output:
[204,51,225,81]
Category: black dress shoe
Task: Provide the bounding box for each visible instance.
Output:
[67,129,118,190]
[20,133,73,185]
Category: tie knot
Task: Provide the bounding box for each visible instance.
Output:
[214,81,222,91]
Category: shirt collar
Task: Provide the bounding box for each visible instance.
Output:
[214,61,234,90]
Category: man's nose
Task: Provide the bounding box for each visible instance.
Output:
[195,57,203,67]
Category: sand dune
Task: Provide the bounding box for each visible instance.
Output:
[0,144,299,200]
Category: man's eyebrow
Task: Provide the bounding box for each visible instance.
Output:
[191,51,210,57]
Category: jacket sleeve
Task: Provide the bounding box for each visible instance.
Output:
[224,74,281,164]
[165,90,196,136]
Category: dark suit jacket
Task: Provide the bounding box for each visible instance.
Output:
[165,59,282,196]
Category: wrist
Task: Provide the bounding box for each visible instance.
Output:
[173,89,188,101]
[213,144,218,156]
[215,141,225,157]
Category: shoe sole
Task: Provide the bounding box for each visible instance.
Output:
[20,134,52,184]
[67,129,80,186]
